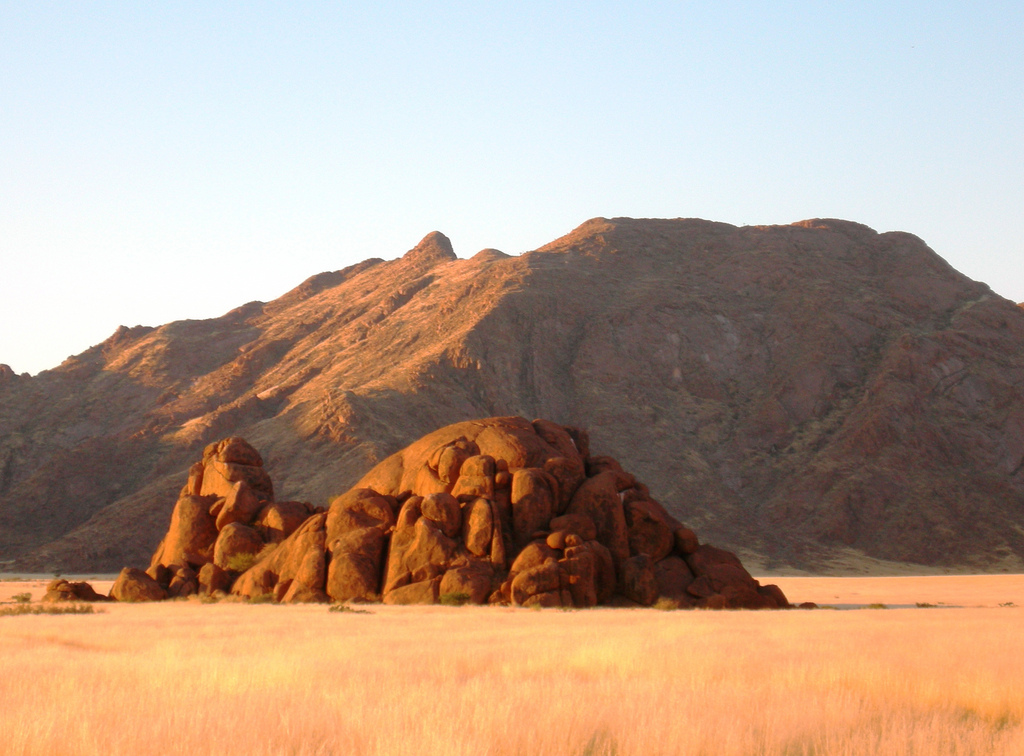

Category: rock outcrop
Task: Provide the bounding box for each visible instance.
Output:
[3,219,1024,574]
[141,437,323,601]
[137,424,790,609]
[43,578,111,602]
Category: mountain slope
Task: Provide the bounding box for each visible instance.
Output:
[2,217,1023,573]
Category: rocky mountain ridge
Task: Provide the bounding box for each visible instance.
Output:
[2,217,1023,573]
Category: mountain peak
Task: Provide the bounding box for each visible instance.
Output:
[403,231,456,263]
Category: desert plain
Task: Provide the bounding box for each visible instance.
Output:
[2,574,1022,756]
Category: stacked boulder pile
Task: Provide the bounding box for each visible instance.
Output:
[109,437,323,602]
[111,417,789,608]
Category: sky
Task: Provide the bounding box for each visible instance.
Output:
[2,2,1022,376]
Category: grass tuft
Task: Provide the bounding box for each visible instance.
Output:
[439,591,471,606]
[245,592,277,604]
[1,604,100,617]
[577,729,620,756]
[328,603,371,614]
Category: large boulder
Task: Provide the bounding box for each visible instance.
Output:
[213,522,265,572]
[450,455,496,500]
[383,577,441,605]
[231,514,327,600]
[624,498,676,562]
[439,561,493,604]
[199,438,274,501]
[432,438,477,486]
[254,501,316,543]
[355,417,569,497]
[282,546,329,604]
[110,567,166,602]
[531,419,586,512]
[383,516,456,597]
[511,559,563,606]
[44,579,110,602]
[758,583,790,609]
[217,437,264,467]
[509,540,560,575]
[214,480,264,531]
[559,548,598,608]
[462,497,494,557]
[326,526,386,602]
[549,513,598,542]
[198,563,232,595]
[654,555,695,599]
[621,554,658,606]
[166,564,198,598]
[511,469,558,548]
[577,540,616,603]
[566,471,630,566]
[420,492,461,538]
[685,544,775,609]
[149,494,219,571]
[326,488,396,543]
[686,544,745,576]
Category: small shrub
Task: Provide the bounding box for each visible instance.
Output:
[439,591,471,607]
[578,729,620,756]
[1,604,99,617]
[999,601,1016,608]
[916,602,936,608]
[329,604,371,614]
[866,603,887,610]
[225,552,258,573]
[653,597,681,611]
[247,592,276,604]
[12,592,32,604]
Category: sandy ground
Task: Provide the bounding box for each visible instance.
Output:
[0,576,116,603]
[763,574,1024,608]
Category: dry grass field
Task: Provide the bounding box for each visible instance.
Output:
[1,575,1022,756]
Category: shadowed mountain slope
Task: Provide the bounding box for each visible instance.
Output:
[2,218,1023,573]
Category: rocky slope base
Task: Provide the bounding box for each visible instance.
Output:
[2,217,1024,573]
[107,423,791,609]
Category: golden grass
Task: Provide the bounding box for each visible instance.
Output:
[1,577,1022,755]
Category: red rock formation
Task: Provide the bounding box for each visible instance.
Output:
[129,424,789,609]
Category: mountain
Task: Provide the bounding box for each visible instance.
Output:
[2,217,1023,573]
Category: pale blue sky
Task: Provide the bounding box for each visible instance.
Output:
[2,2,1022,375]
